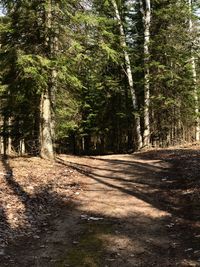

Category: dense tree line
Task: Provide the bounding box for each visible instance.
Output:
[0,0,200,159]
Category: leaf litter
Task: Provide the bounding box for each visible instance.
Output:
[1,145,200,266]
[0,156,84,251]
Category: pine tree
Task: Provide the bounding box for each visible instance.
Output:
[0,0,83,158]
[1,0,200,156]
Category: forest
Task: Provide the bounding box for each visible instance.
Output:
[0,0,200,158]
[0,1,200,267]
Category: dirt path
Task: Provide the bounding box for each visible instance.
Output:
[1,149,200,266]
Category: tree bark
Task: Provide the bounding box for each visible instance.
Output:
[19,139,25,156]
[50,1,59,147]
[39,0,57,159]
[140,0,151,147]
[188,0,200,142]
[5,118,12,156]
[40,89,54,159]
[111,0,143,149]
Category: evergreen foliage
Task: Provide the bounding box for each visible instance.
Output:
[0,0,200,156]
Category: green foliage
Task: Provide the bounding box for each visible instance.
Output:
[0,0,200,154]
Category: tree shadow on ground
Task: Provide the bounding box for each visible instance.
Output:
[0,150,200,267]
[56,149,200,265]
[0,156,76,266]
[57,150,200,222]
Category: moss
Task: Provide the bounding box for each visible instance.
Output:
[57,222,113,267]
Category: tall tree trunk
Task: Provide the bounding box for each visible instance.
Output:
[188,0,200,142]
[140,0,151,147]
[2,116,11,156]
[111,0,143,150]
[40,89,54,159]
[40,0,55,159]
[50,1,59,147]
[7,118,12,155]
[19,139,25,156]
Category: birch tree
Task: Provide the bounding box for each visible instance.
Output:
[139,0,151,147]
[188,0,200,142]
[111,0,143,149]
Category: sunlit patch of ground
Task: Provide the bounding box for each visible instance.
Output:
[0,145,200,266]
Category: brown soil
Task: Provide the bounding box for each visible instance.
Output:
[0,146,200,266]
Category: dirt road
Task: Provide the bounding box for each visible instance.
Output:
[1,148,200,266]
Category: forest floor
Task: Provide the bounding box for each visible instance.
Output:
[0,145,200,267]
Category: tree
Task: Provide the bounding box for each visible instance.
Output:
[0,0,82,159]
[1,0,200,156]
[188,0,200,142]
[139,0,151,147]
[40,0,56,159]
[111,0,143,150]
[146,0,199,146]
